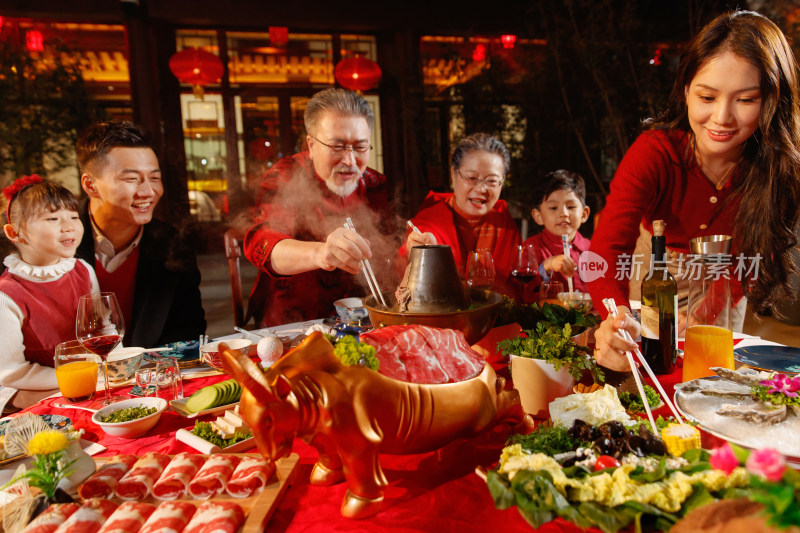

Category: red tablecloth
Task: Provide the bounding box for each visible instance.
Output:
[23,375,584,532]
[18,336,726,532]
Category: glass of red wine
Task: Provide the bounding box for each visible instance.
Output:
[511,244,539,284]
[76,292,126,405]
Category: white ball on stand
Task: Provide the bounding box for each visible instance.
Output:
[257,335,283,365]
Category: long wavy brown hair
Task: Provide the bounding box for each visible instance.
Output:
[651,10,800,313]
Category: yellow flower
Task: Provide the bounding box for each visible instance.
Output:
[26,430,69,455]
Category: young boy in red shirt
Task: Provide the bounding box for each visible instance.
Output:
[523,170,591,295]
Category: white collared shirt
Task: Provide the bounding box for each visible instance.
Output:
[90,214,144,273]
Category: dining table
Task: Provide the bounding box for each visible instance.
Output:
[2,320,769,533]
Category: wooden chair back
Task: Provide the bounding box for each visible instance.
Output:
[223,228,246,328]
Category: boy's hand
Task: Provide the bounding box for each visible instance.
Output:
[544,254,576,276]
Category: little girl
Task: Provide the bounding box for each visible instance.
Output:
[0,175,99,413]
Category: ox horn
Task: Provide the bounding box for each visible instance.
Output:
[219,341,275,401]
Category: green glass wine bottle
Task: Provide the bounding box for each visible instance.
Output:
[640,220,678,374]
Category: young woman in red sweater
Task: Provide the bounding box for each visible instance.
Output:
[589,10,800,371]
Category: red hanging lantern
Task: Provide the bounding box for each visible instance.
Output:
[334,56,382,93]
[472,43,487,62]
[269,26,289,48]
[168,47,224,99]
[500,34,517,49]
[26,30,44,52]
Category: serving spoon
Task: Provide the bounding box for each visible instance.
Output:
[53,403,98,413]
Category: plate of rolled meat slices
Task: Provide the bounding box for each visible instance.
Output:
[21,451,299,533]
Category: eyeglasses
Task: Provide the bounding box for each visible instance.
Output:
[309,135,372,156]
[456,169,504,189]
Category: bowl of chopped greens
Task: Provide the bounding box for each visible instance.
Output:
[91,397,167,438]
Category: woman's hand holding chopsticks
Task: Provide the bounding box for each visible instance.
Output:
[593,307,641,372]
[405,220,436,250]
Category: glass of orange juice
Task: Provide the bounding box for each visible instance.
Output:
[683,251,735,381]
[682,325,734,381]
[55,340,100,402]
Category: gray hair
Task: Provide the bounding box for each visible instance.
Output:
[304,88,375,135]
[451,133,511,175]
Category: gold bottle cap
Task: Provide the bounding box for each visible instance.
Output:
[653,220,666,237]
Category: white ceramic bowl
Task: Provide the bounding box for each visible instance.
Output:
[92,397,167,438]
[334,297,369,322]
[106,347,145,383]
[199,338,253,371]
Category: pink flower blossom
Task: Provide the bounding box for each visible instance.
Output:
[759,374,800,398]
[710,442,740,475]
[746,448,786,482]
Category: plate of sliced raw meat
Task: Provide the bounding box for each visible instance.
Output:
[360,325,485,384]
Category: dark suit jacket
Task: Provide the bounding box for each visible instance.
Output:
[77,200,206,348]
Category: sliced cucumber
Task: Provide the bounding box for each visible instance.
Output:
[186,386,222,413]
[185,379,242,413]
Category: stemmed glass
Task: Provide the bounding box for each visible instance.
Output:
[466,251,496,292]
[511,244,539,284]
[76,292,126,405]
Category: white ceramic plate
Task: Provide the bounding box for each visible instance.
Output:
[170,397,239,418]
[674,377,800,460]
[175,428,255,454]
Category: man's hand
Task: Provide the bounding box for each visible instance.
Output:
[315,227,372,274]
[544,254,576,277]
[405,230,436,250]
[592,306,641,372]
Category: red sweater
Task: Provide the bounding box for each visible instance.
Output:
[587,129,740,317]
[94,246,139,330]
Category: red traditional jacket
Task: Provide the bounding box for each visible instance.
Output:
[402,191,522,299]
[243,151,398,326]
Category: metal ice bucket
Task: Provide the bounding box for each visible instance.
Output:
[689,235,732,256]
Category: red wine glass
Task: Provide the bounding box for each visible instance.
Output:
[76,292,126,405]
[511,244,539,284]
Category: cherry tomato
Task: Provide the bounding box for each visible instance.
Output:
[594,455,621,471]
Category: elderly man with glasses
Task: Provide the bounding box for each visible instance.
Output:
[401,133,522,299]
[243,88,399,326]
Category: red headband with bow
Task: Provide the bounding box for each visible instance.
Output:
[3,174,44,224]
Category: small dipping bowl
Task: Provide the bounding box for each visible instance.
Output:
[92,397,167,438]
[200,338,253,371]
[334,297,369,323]
[556,291,593,312]
[106,348,145,383]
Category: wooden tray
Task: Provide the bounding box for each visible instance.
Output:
[92,453,300,533]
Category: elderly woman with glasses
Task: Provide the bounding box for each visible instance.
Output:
[401,133,522,298]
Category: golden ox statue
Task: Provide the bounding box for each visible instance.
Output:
[221,331,528,519]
